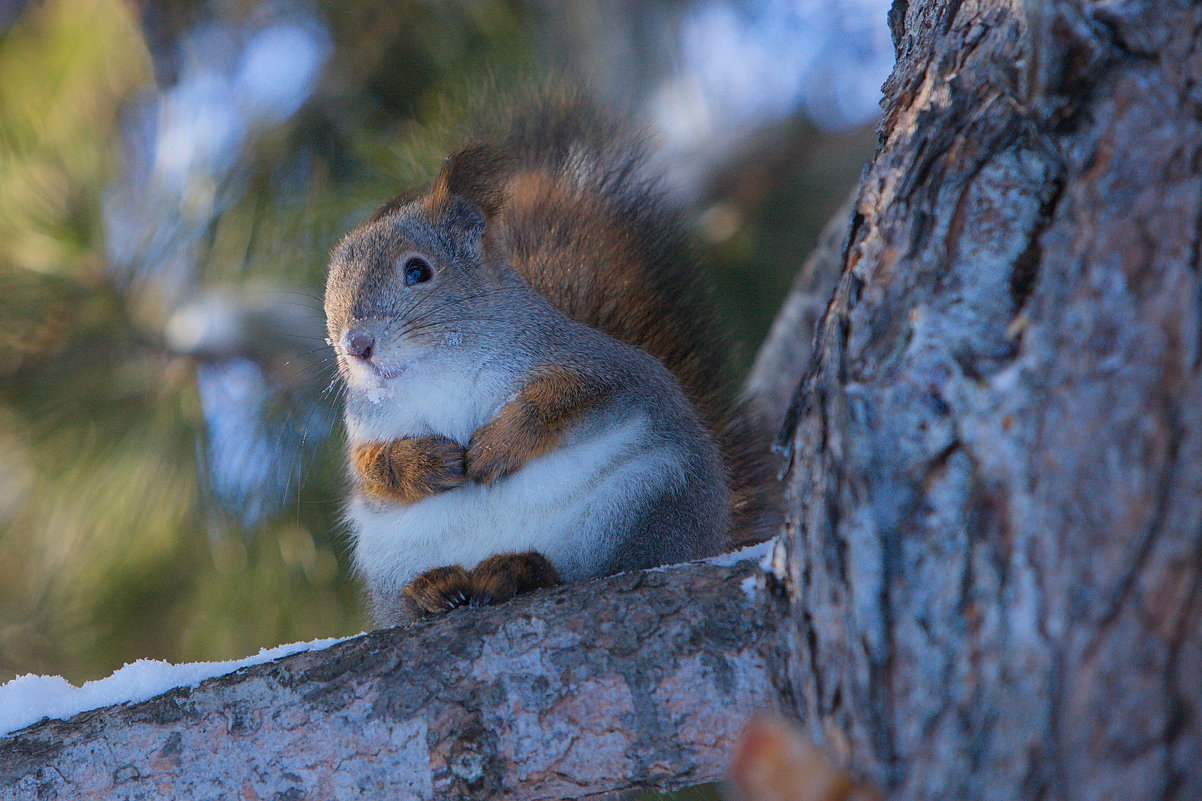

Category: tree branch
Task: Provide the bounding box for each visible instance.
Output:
[745,192,855,428]
[1,553,786,801]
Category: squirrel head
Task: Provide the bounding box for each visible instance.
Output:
[324,143,518,392]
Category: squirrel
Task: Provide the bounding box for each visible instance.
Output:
[324,94,778,627]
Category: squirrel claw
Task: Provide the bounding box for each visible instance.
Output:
[401,565,474,618]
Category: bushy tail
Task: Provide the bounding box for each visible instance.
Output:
[436,91,781,545]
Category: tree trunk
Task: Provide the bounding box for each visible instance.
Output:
[778,0,1202,799]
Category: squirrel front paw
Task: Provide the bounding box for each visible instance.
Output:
[465,415,534,485]
[399,551,560,622]
[352,435,467,503]
[466,365,604,485]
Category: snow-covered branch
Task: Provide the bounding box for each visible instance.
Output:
[1,550,784,800]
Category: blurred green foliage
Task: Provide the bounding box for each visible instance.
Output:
[0,0,543,683]
[0,0,203,682]
[0,0,871,691]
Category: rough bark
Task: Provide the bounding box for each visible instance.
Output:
[779,1,1202,799]
[0,555,784,801]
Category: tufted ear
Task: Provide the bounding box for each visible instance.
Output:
[425,142,507,221]
[440,195,489,258]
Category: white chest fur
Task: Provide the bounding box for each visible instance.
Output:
[344,356,512,446]
[345,413,684,598]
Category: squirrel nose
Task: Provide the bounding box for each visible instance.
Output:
[343,329,375,361]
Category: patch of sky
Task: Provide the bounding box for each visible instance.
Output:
[667,0,894,138]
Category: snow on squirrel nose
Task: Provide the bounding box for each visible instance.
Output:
[344,328,375,361]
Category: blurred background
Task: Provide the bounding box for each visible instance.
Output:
[0,0,892,687]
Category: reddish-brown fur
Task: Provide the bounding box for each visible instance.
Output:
[466,365,607,486]
[470,551,560,603]
[352,435,466,504]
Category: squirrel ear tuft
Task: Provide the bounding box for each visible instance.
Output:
[426,142,507,221]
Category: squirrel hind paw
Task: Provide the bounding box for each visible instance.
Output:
[470,551,560,604]
[398,551,560,622]
[401,565,474,618]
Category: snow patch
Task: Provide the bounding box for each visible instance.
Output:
[0,634,358,737]
[640,537,778,575]
[767,537,787,578]
[705,537,776,568]
[715,539,780,598]
[740,573,760,598]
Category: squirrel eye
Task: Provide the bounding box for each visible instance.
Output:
[402,256,433,286]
